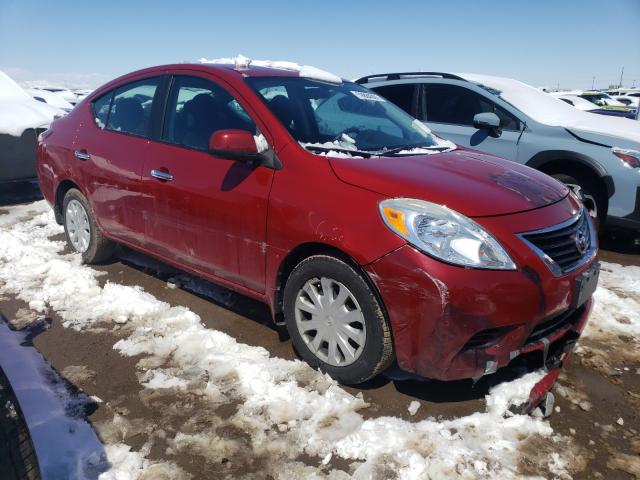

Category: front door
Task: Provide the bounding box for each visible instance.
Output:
[142,74,274,292]
[421,83,523,162]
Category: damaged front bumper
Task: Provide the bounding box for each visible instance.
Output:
[364,244,596,382]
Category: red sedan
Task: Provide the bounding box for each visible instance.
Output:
[37,60,599,385]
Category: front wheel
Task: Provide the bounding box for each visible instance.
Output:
[283,255,394,384]
[62,188,114,263]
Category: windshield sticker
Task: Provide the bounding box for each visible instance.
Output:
[351,91,386,102]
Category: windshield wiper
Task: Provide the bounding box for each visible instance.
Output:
[304,145,373,158]
[373,144,451,156]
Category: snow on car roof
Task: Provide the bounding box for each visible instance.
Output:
[198,55,343,84]
[458,73,640,143]
[0,70,62,136]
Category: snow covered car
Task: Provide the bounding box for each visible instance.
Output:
[37,59,598,386]
[26,88,74,112]
[358,72,640,233]
[552,93,637,119]
[0,71,63,183]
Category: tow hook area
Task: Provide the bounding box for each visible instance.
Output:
[511,369,561,417]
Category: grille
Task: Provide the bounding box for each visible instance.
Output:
[521,211,592,274]
[525,305,584,345]
[462,326,512,351]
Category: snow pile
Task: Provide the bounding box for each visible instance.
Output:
[0,202,582,478]
[0,70,62,136]
[586,262,640,341]
[199,54,343,84]
[460,73,640,143]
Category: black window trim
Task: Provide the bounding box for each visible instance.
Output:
[419,83,522,132]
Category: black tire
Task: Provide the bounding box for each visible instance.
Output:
[0,367,41,480]
[552,173,606,231]
[283,255,394,384]
[62,188,114,264]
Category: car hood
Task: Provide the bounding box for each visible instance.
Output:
[328,148,568,217]
[562,114,640,143]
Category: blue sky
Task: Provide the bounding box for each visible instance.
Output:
[1,0,639,89]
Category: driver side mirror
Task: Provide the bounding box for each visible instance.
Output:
[473,112,502,138]
[209,130,261,164]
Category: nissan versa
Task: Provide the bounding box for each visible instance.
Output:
[37,60,599,387]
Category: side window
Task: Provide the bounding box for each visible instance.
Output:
[425,84,519,130]
[370,84,416,116]
[106,77,160,137]
[92,92,112,129]
[162,76,257,151]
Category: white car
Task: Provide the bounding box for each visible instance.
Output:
[0,71,63,183]
[26,88,74,112]
[34,87,80,105]
[550,93,602,111]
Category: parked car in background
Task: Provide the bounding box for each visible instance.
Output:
[34,87,80,105]
[72,89,93,104]
[0,71,62,183]
[26,87,74,112]
[575,91,637,119]
[37,59,598,390]
[551,93,636,119]
[357,72,640,233]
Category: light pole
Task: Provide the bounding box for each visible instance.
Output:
[592,76,595,90]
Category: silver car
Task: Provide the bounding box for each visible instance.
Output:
[357,72,640,233]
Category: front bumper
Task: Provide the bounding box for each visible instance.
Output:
[365,198,597,381]
[608,186,640,233]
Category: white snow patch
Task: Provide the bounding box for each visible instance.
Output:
[199,55,342,84]
[407,400,420,416]
[586,262,640,341]
[0,201,587,478]
[459,73,640,143]
[0,70,63,136]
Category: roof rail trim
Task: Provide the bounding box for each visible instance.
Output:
[355,72,468,84]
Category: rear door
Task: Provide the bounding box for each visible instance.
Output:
[141,73,274,292]
[79,76,163,245]
[420,83,523,161]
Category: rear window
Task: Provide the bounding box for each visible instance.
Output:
[371,84,417,116]
[90,77,160,137]
[92,93,112,129]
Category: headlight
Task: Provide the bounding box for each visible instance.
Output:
[379,198,516,270]
[612,147,640,168]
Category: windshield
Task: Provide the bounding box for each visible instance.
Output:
[246,77,452,156]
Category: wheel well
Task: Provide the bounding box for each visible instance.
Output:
[536,159,609,211]
[273,243,381,325]
[54,180,80,224]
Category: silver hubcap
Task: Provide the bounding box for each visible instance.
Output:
[65,199,91,253]
[294,277,366,367]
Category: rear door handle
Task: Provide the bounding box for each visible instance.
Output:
[74,150,91,161]
[150,169,174,181]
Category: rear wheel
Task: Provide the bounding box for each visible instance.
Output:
[552,173,605,230]
[283,255,394,384]
[62,189,114,263]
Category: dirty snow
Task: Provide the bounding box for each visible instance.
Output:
[4,202,638,478]
[586,262,640,340]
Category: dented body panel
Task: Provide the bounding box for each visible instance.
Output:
[37,62,598,383]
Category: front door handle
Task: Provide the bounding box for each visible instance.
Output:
[150,169,174,181]
[74,150,91,161]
